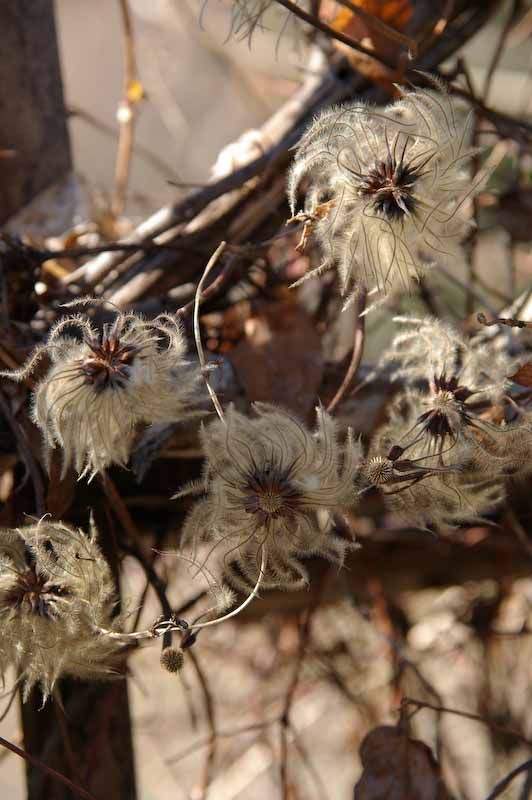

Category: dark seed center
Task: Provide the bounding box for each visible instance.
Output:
[241,469,301,522]
[417,373,473,439]
[359,156,417,220]
[4,569,69,618]
[81,329,139,391]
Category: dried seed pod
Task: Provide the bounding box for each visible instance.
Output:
[0,519,124,701]
[288,84,477,310]
[364,397,507,529]
[1,302,202,479]
[177,404,361,590]
[372,317,521,463]
[160,647,184,674]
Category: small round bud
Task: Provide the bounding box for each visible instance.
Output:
[160,647,184,674]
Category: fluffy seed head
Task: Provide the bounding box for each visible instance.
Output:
[365,396,507,530]
[178,404,361,590]
[0,519,124,701]
[288,84,477,310]
[1,302,202,479]
[373,317,519,462]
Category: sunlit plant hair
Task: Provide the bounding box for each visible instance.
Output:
[176,403,361,591]
[0,519,124,701]
[373,316,517,463]
[1,299,202,480]
[363,407,507,530]
[202,0,305,43]
[288,83,477,311]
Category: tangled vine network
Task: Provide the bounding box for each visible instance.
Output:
[3,0,532,798]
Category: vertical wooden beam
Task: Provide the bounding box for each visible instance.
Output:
[20,500,138,800]
[0,0,71,223]
[20,681,138,800]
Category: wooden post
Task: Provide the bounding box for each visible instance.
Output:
[0,0,71,223]
[19,499,138,800]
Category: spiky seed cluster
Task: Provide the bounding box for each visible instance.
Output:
[357,317,523,528]
[0,520,124,701]
[1,303,202,479]
[364,401,507,530]
[178,404,361,590]
[160,647,184,674]
[374,317,517,462]
[288,85,476,310]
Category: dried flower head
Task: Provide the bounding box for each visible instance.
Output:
[0,519,124,701]
[288,84,477,310]
[374,316,518,462]
[1,301,202,479]
[177,404,361,590]
[363,393,506,529]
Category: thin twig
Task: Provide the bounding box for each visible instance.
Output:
[177,251,239,318]
[0,734,98,800]
[335,0,417,56]
[166,717,278,765]
[273,0,397,71]
[403,698,532,749]
[52,689,84,790]
[484,759,532,800]
[194,241,228,423]
[280,609,314,800]
[0,342,27,376]
[112,0,142,217]
[68,105,180,182]
[326,291,366,413]
[188,650,216,798]
[482,0,521,103]
[0,391,45,516]
[99,470,151,561]
[188,547,266,631]
[289,721,330,800]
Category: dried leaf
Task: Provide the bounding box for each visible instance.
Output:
[229,299,323,419]
[510,363,532,387]
[354,725,450,800]
[322,0,414,81]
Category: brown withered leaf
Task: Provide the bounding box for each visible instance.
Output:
[229,299,323,420]
[510,363,532,387]
[321,0,414,82]
[354,725,450,800]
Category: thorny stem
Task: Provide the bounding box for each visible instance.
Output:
[194,241,228,424]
